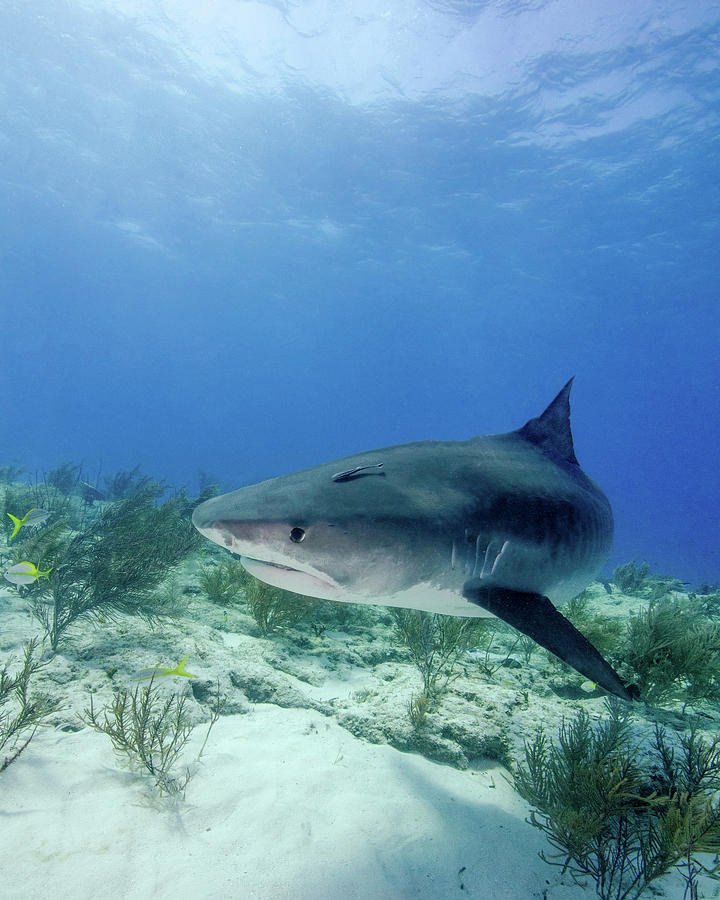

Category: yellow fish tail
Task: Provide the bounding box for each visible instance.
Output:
[7,513,23,540]
[173,656,196,678]
[39,567,53,580]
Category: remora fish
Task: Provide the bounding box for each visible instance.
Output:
[192,380,637,701]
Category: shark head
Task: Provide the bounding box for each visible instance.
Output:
[191,439,479,607]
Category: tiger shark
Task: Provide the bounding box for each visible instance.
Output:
[192,380,637,701]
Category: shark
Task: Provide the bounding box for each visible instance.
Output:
[192,379,638,701]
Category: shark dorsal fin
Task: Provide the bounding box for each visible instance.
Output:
[517,378,578,465]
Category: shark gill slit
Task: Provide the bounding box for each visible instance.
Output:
[490,540,509,575]
[480,539,500,579]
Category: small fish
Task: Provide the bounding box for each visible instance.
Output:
[131,655,196,681]
[332,463,384,482]
[7,508,51,540]
[580,680,597,693]
[2,561,53,585]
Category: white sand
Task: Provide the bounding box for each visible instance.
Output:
[1,704,591,900]
[1,575,708,899]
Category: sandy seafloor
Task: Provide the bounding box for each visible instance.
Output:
[1,553,717,900]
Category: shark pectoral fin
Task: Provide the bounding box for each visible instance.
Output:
[462,583,639,703]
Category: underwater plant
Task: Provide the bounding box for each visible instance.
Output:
[82,678,224,797]
[643,575,686,603]
[198,558,247,605]
[0,638,58,772]
[45,461,83,495]
[621,600,720,709]
[517,633,539,665]
[0,464,26,485]
[470,620,521,678]
[612,561,651,595]
[514,701,720,900]
[691,588,720,618]
[553,594,625,679]
[243,574,310,633]
[103,465,156,500]
[408,690,431,728]
[391,609,486,701]
[31,485,205,650]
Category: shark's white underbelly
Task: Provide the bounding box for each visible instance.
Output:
[335,583,493,618]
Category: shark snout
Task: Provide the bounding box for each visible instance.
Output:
[191,495,279,557]
[191,497,240,551]
[191,501,226,542]
[191,499,216,533]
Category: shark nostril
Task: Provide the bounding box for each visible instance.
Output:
[290,527,306,543]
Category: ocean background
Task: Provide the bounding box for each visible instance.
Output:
[1,0,719,585]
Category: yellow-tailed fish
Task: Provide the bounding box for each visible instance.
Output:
[7,508,50,540]
[2,561,53,585]
[132,655,196,681]
[580,680,597,693]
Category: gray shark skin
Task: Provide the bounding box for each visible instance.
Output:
[193,380,637,701]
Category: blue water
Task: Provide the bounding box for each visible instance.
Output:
[1,0,718,583]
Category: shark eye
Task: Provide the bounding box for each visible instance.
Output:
[290,527,306,543]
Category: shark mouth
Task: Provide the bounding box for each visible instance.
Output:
[239,556,340,600]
